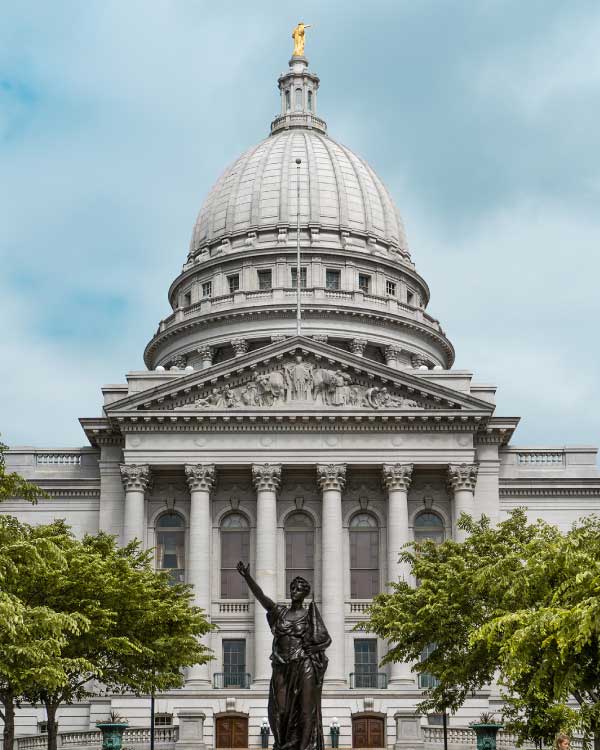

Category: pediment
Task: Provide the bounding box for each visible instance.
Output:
[106,337,494,416]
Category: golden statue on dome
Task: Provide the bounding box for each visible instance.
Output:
[292,22,312,57]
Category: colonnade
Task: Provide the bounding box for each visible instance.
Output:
[119,461,479,689]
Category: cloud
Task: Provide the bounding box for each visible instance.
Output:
[0,1,598,454]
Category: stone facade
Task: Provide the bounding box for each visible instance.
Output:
[2,51,600,750]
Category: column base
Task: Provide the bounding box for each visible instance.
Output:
[184,679,212,690]
[251,678,271,689]
[323,677,348,689]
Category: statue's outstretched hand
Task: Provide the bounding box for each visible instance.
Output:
[237,561,250,578]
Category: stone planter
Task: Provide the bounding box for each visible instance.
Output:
[96,722,129,750]
[470,723,503,750]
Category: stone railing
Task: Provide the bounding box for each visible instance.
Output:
[347,600,372,615]
[423,727,582,750]
[218,601,250,614]
[36,453,82,466]
[16,728,178,750]
[516,451,564,465]
[172,287,443,333]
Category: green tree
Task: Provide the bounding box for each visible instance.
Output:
[0,439,48,503]
[362,510,555,715]
[20,532,214,750]
[474,516,600,749]
[0,517,89,750]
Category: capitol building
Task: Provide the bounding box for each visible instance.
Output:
[4,42,600,750]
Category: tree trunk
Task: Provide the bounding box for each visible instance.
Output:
[45,703,59,750]
[1,694,16,750]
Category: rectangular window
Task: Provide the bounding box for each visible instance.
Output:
[386,280,396,297]
[154,715,173,727]
[419,643,440,689]
[183,291,191,307]
[291,267,307,288]
[39,724,48,735]
[223,640,246,688]
[325,269,341,290]
[407,289,415,306]
[257,269,272,290]
[228,274,240,294]
[202,281,212,298]
[354,639,378,688]
[358,274,371,293]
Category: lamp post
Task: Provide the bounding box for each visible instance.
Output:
[330,718,340,749]
[260,718,270,749]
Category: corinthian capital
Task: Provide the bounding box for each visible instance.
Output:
[185,464,216,493]
[382,463,413,492]
[316,463,347,492]
[120,464,151,492]
[231,338,249,356]
[252,463,282,492]
[448,463,479,492]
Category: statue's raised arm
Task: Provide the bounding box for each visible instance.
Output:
[236,561,276,611]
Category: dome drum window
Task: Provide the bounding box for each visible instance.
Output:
[228,274,240,294]
[257,269,273,290]
[358,274,371,293]
[202,281,212,298]
[291,267,307,288]
[386,280,397,297]
[326,269,341,291]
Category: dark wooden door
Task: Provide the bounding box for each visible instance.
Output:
[216,716,248,748]
[352,717,385,748]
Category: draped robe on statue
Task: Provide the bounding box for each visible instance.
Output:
[266,601,331,750]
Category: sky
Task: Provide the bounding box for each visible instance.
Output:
[1,0,599,450]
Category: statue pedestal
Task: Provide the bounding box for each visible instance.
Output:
[176,711,207,750]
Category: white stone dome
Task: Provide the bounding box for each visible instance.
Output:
[189,129,410,257]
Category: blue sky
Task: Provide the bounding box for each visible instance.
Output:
[1,1,599,449]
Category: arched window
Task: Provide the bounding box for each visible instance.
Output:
[414,512,445,545]
[295,88,303,111]
[156,512,185,584]
[221,513,250,599]
[350,513,379,599]
[285,89,291,111]
[307,90,313,112]
[285,512,315,593]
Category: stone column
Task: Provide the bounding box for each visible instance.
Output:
[120,464,151,545]
[252,463,282,684]
[317,463,347,685]
[385,345,402,370]
[383,463,414,686]
[448,463,479,542]
[197,345,213,370]
[185,463,216,687]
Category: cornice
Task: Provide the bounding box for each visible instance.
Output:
[144,304,455,368]
[111,412,488,433]
[500,486,600,498]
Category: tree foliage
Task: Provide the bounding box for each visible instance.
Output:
[0,439,48,504]
[362,508,600,744]
[0,517,214,750]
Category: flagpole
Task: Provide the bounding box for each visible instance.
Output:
[295,158,302,336]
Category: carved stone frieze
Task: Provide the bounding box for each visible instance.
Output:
[120,464,151,492]
[252,463,282,492]
[382,463,414,492]
[172,354,187,369]
[448,463,479,492]
[185,464,216,493]
[350,337,368,356]
[317,463,347,492]
[385,345,402,361]
[174,354,423,411]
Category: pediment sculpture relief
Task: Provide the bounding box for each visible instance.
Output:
[174,355,423,411]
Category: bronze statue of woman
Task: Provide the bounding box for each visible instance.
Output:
[237,562,331,750]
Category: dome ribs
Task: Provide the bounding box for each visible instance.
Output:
[250,133,279,228]
[278,130,295,225]
[338,141,373,239]
[317,134,349,233]
[301,130,321,227]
